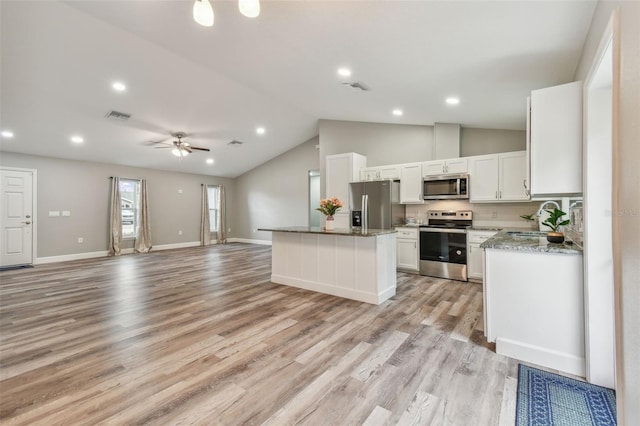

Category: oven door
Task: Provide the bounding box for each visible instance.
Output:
[420,227,467,264]
[419,227,468,281]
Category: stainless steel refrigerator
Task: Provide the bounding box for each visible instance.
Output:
[349,180,405,230]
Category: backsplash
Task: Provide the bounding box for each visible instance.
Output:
[405,201,542,228]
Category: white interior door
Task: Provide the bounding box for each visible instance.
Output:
[1,169,34,267]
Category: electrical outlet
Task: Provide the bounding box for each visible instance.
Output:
[77,237,84,243]
[491,211,498,219]
[178,230,182,235]
[178,189,183,194]
[227,228,231,233]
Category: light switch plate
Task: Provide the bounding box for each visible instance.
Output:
[49,211,60,217]
[62,211,71,217]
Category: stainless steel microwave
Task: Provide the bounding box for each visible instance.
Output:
[423,173,469,200]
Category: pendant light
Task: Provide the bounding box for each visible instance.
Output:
[193,0,214,27]
[238,0,260,18]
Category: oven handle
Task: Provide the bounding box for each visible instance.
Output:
[419,227,467,234]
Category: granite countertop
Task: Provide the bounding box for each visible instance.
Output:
[481,230,583,254]
[258,227,397,237]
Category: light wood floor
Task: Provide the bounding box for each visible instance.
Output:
[0,243,518,425]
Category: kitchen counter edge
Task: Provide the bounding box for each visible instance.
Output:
[258,227,397,237]
[481,230,583,254]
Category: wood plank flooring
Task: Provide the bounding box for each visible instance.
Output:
[0,243,518,425]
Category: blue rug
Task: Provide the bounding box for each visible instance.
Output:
[516,364,617,426]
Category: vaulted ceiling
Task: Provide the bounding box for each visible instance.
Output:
[0,0,596,177]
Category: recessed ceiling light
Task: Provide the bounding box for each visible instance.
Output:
[337,68,352,77]
[392,109,403,116]
[256,126,266,135]
[446,97,460,105]
[112,82,126,92]
[71,136,84,144]
[206,158,214,165]
[1,130,14,138]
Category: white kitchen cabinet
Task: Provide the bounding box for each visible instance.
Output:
[469,151,529,202]
[529,81,582,198]
[467,230,498,281]
[326,152,367,211]
[422,158,468,176]
[359,167,379,181]
[399,162,424,204]
[379,165,400,180]
[359,165,400,181]
[396,227,419,272]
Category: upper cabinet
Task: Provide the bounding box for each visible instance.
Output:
[422,158,468,176]
[469,151,529,203]
[399,162,424,204]
[325,152,367,213]
[359,165,400,181]
[529,81,582,198]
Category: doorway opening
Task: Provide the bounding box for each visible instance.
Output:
[308,170,321,228]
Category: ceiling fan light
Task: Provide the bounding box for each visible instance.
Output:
[193,0,214,27]
[172,148,189,157]
[239,0,260,18]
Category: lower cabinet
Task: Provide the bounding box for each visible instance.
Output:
[396,227,419,272]
[467,230,498,281]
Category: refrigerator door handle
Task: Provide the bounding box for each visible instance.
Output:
[362,194,369,230]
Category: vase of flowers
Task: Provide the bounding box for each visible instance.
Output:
[316,197,343,231]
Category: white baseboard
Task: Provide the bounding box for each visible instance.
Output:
[36,250,110,264]
[34,239,274,265]
[36,241,205,264]
[496,337,586,377]
[228,238,272,246]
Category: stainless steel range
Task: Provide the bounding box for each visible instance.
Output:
[419,210,472,282]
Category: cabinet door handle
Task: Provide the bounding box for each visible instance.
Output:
[495,191,498,199]
[523,179,530,196]
[499,190,502,199]
[414,242,416,249]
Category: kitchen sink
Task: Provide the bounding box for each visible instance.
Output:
[506,231,546,237]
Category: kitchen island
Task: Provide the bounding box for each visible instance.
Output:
[481,231,584,376]
[258,227,397,305]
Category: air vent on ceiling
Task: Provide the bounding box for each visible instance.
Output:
[228,140,244,145]
[342,81,370,91]
[105,110,132,121]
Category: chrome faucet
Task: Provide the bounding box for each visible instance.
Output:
[536,200,560,216]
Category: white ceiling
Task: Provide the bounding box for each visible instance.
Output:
[0,0,596,178]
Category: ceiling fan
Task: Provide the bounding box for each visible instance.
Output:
[153,133,210,157]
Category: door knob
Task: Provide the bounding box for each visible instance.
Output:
[26,215,31,218]
[21,221,31,225]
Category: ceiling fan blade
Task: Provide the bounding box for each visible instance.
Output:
[184,146,193,153]
[190,147,211,152]
[154,146,173,149]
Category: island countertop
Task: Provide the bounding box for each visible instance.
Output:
[481,230,583,254]
[258,227,397,237]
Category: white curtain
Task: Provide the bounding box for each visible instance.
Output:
[134,179,152,253]
[108,177,122,256]
[217,185,227,244]
[200,184,211,246]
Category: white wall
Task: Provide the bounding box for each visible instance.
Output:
[234,137,319,241]
[0,152,235,258]
[574,1,640,423]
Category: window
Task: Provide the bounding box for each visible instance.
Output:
[208,185,219,233]
[120,179,141,238]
